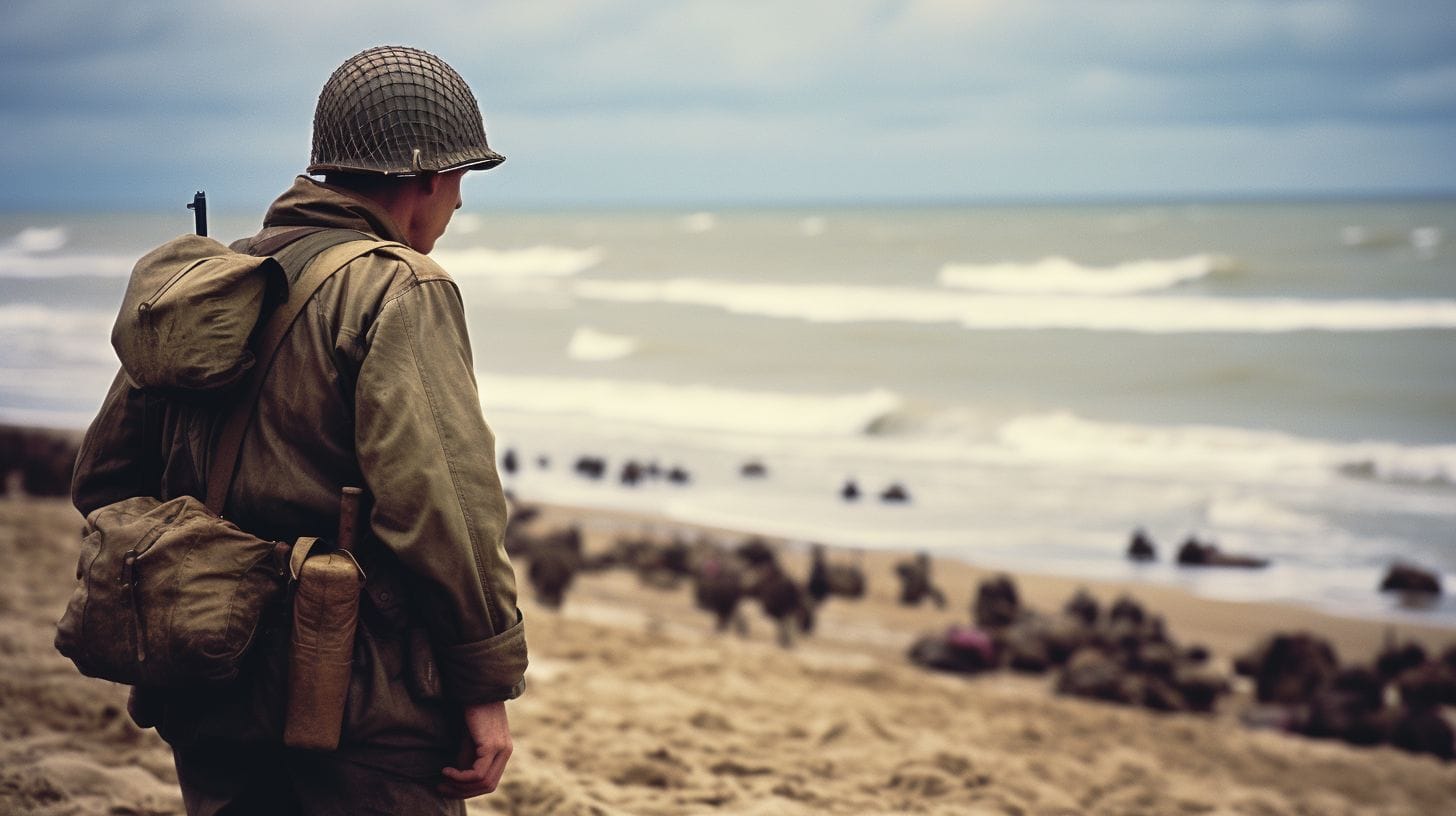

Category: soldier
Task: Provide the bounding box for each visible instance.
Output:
[894,551,947,609]
[71,46,525,812]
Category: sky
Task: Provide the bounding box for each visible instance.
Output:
[2,0,1455,212]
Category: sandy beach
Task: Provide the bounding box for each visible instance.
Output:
[2,494,1454,816]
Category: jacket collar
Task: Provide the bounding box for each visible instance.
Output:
[261,175,411,245]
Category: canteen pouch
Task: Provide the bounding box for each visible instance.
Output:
[284,537,366,751]
[54,495,289,688]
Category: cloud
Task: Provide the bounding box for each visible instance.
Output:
[1,0,1453,209]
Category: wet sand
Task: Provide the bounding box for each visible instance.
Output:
[3,496,1454,815]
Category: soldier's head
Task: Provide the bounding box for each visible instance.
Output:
[308,46,503,253]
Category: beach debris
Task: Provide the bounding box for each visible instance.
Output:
[1235,629,1456,760]
[1175,535,1269,568]
[739,460,768,478]
[880,482,911,503]
[894,552,947,609]
[1378,562,1442,595]
[902,576,1234,714]
[1126,528,1157,562]
[907,624,997,675]
[573,455,607,480]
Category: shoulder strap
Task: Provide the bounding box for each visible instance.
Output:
[203,230,404,515]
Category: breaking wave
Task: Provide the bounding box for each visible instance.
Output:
[571,278,1456,334]
[431,245,603,277]
[566,327,639,362]
[478,373,901,437]
[938,254,1235,295]
[992,411,1456,488]
[0,227,132,278]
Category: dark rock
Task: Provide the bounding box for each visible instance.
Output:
[1175,536,1269,568]
[1056,648,1138,705]
[1238,632,1341,705]
[880,482,910,503]
[1390,708,1455,761]
[1396,661,1456,709]
[840,479,860,502]
[1126,529,1157,562]
[739,460,768,478]
[1376,640,1428,682]
[1379,562,1442,595]
[1063,588,1100,626]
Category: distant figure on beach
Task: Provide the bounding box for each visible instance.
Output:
[894,551,947,609]
[807,543,867,607]
[527,529,583,609]
[880,482,911,503]
[67,46,524,809]
[694,552,750,635]
[1127,528,1157,562]
[840,478,861,502]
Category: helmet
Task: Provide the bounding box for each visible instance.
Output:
[308,45,504,176]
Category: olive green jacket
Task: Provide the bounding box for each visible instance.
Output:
[72,176,526,766]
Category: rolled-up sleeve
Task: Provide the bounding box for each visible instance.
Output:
[354,273,527,703]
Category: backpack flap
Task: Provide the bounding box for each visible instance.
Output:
[112,234,286,393]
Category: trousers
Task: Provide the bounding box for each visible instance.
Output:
[172,739,465,816]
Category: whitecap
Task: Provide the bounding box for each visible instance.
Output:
[0,253,134,278]
[937,254,1232,295]
[478,373,900,437]
[566,327,639,362]
[677,212,717,234]
[798,216,827,237]
[993,411,1456,488]
[571,277,1456,334]
[4,226,68,254]
[430,245,603,277]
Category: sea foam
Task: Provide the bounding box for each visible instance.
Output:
[937,254,1233,295]
[4,227,68,254]
[431,245,603,277]
[571,278,1456,333]
[993,411,1456,488]
[566,327,639,361]
[479,373,900,437]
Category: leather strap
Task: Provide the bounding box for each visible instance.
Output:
[203,231,405,514]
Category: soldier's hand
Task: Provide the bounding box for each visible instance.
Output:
[439,701,513,798]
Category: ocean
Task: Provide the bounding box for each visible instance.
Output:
[2,198,1453,626]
